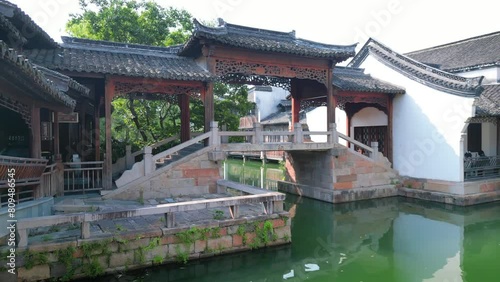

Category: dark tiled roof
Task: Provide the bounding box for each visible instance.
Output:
[406,32,500,73]
[0,40,76,109]
[180,19,356,61]
[36,65,90,98]
[23,37,212,81]
[0,0,57,49]
[475,84,500,117]
[0,13,26,46]
[349,39,484,97]
[333,66,405,94]
[278,100,291,108]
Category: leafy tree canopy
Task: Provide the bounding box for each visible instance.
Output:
[67,0,192,45]
[67,0,254,156]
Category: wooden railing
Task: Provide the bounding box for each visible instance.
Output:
[0,155,47,188]
[63,161,103,194]
[0,155,48,207]
[464,155,500,180]
[16,187,285,247]
[39,164,57,198]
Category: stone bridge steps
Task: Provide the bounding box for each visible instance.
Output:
[333,147,398,190]
[104,144,220,201]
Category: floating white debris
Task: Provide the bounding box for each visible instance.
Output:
[339,257,346,264]
[304,264,319,272]
[283,269,294,280]
[340,253,346,256]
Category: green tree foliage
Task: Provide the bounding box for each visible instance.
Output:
[67,0,254,157]
[67,0,192,45]
[191,84,254,132]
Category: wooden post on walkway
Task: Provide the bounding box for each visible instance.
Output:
[294,123,303,143]
[144,146,153,175]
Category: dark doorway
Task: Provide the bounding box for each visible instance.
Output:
[0,106,29,157]
[467,123,482,153]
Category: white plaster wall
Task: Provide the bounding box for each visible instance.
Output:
[350,107,388,138]
[336,108,348,146]
[360,55,476,181]
[482,122,498,156]
[457,66,499,84]
[252,86,289,120]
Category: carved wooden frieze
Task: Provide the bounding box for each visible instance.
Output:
[214,59,328,85]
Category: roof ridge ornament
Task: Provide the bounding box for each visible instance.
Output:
[217,18,226,27]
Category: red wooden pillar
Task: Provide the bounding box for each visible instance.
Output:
[290,79,300,130]
[94,97,102,161]
[79,103,87,161]
[30,105,41,158]
[327,69,336,126]
[53,111,60,160]
[179,94,191,142]
[104,79,114,190]
[204,82,214,133]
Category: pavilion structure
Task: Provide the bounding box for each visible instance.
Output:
[26,18,356,189]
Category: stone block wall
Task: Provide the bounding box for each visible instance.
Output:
[110,150,223,201]
[1,214,291,282]
[282,147,399,203]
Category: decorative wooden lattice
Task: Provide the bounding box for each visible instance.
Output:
[214,59,329,85]
[219,73,291,91]
[353,126,387,156]
[0,93,31,128]
[336,95,388,110]
[300,99,327,110]
[114,82,202,100]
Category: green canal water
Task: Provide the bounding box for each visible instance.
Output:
[97,160,500,282]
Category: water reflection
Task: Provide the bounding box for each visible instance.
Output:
[91,161,500,282]
[107,196,500,282]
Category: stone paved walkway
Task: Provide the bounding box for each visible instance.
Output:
[29,193,267,244]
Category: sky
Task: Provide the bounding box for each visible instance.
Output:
[8,0,500,53]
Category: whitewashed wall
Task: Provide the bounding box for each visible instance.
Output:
[350,107,388,136]
[250,86,289,121]
[359,55,476,181]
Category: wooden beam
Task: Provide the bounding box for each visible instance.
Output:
[107,75,205,89]
[53,111,60,159]
[30,105,41,158]
[179,94,191,142]
[104,79,114,189]
[211,44,331,68]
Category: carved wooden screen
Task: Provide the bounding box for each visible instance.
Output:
[353,126,388,157]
